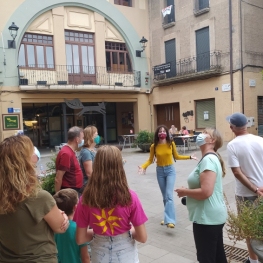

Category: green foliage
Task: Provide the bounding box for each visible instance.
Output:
[135,130,154,145]
[40,152,57,196]
[226,196,263,242]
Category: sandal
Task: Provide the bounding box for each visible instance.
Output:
[167,223,175,228]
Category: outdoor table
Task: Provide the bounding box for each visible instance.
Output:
[122,134,137,148]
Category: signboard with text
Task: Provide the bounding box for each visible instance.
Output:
[2,114,20,130]
[153,63,171,76]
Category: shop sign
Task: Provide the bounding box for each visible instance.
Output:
[153,63,171,76]
[2,114,20,130]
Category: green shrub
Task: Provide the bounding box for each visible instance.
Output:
[135,130,154,145]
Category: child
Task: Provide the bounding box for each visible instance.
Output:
[74,145,148,263]
[53,189,90,263]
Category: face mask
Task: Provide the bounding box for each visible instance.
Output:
[94,135,100,144]
[158,133,167,140]
[196,133,208,147]
[78,139,84,148]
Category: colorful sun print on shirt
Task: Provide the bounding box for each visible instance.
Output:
[92,208,122,235]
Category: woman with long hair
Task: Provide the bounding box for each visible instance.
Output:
[78,125,100,192]
[138,125,197,228]
[75,145,147,263]
[0,135,69,263]
[175,128,227,263]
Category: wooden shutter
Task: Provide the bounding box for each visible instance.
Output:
[165,39,176,77]
[196,27,210,72]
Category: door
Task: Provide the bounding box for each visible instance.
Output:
[65,31,96,85]
[196,27,210,72]
[165,39,176,78]
[156,103,180,129]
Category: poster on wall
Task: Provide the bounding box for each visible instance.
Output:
[2,114,20,130]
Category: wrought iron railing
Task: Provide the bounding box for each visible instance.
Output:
[153,51,221,81]
[18,65,141,87]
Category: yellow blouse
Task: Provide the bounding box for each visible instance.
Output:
[141,142,190,169]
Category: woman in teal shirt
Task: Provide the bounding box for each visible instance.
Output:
[175,128,227,263]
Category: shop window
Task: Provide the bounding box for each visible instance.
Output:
[114,0,132,7]
[105,42,132,72]
[18,33,54,69]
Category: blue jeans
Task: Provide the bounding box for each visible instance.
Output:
[156,165,176,224]
[90,232,139,263]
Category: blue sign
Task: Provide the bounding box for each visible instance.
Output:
[8,108,14,113]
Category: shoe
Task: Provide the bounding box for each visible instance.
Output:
[243,258,250,263]
[167,223,175,228]
[160,220,164,225]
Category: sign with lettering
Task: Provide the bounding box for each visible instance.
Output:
[153,63,171,76]
[2,114,20,130]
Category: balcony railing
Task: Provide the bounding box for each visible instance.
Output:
[194,0,210,16]
[18,65,141,88]
[153,51,222,84]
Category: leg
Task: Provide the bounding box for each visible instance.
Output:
[246,238,258,261]
[215,224,227,263]
[156,166,167,209]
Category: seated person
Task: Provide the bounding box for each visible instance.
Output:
[179,126,189,136]
[169,125,178,138]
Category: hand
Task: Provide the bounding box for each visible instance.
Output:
[174,187,187,198]
[257,187,263,196]
[60,210,69,231]
[138,166,146,175]
[190,153,198,161]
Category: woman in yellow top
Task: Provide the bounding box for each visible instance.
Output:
[138,125,197,228]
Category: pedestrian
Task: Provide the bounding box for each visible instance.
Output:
[74,145,148,263]
[175,128,227,263]
[55,126,84,193]
[0,135,69,263]
[227,112,263,263]
[54,189,90,263]
[138,125,197,228]
[78,125,100,193]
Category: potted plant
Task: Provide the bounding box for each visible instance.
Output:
[226,197,263,261]
[135,130,154,152]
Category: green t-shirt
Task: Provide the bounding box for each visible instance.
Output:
[55,220,88,263]
[186,154,227,225]
[0,189,57,263]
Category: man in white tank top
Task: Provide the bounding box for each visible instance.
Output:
[227,112,263,263]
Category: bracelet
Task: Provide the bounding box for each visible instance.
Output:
[255,187,259,193]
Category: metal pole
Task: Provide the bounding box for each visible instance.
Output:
[103,113,107,144]
[240,0,245,113]
[62,103,68,142]
[229,0,234,101]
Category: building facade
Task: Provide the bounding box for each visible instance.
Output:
[149,0,263,141]
[0,0,151,147]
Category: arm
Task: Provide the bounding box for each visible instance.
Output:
[76,227,94,245]
[80,245,90,263]
[172,142,193,160]
[231,167,258,193]
[175,170,216,200]
[55,170,66,193]
[130,224,147,243]
[83,160,93,178]
[44,205,69,233]
[139,144,155,171]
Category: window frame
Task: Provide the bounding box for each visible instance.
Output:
[105,42,133,73]
[114,0,132,7]
[19,33,55,70]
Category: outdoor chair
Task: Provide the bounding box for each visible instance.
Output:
[118,135,129,150]
[173,137,186,154]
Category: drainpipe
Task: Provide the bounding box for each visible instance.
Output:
[229,0,234,102]
[239,0,245,113]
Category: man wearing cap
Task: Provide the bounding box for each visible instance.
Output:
[227,112,263,263]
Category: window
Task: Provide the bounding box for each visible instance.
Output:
[165,39,176,78]
[162,0,175,25]
[114,0,132,7]
[195,99,215,129]
[18,34,54,69]
[196,27,210,72]
[105,42,132,72]
[194,0,210,15]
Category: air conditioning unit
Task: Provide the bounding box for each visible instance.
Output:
[145,89,150,94]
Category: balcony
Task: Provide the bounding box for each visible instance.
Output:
[18,65,141,91]
[153,51,222,86]
[162,5,175,29]
[194,0,210,16]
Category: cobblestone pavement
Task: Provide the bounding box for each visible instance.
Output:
[39,143,246,263]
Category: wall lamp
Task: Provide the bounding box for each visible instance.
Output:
[136,36,148,57]
[8,22,19,49]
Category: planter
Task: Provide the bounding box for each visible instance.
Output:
[251,239,263,262]
[138,143,152,152]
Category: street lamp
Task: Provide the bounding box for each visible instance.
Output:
[8,22,19,49]
[136,36,148,57]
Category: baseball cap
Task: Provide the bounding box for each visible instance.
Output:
[226,113,248,127]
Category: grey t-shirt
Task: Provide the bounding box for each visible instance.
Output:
[78,148,96,185]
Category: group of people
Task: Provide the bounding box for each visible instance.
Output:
[1,112,262,263]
